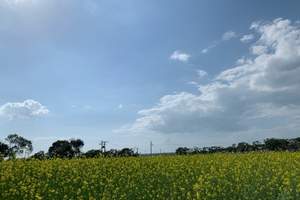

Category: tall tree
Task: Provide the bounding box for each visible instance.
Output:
[5,134,33,158]
[70,139,84,157]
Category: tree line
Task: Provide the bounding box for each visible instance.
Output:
[0,134,138,160]
[2,133,300,160]
[175,137,300,155]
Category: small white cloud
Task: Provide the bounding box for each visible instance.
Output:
[201,48,208,54]
[240,34,254,43]
[222,31,237,41]
[170,50,191,62]
[201,43,218,54]
[118,104,123,109]
[187,81,199,86]
[0,99,49,120]
[201,31,237,54]
[197,70,208,79]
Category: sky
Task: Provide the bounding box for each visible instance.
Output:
[0,0,300,153]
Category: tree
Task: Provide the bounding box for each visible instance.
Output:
[105,149,118,157]
[5,134,33,158]
[19,137,33,158]
[236,142,252,152]
[0,142,9,159]
[84,149,102,158]
[265,138,289,151]
[70,139,84,157]
[31,151,46,160]
[252,141,264,151]
[118,148,135,157]
[175,147,190,155]
[48,140,75,158]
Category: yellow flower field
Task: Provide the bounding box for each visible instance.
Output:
[0,152,300,199]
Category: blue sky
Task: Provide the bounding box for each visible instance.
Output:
[1,0,300,153]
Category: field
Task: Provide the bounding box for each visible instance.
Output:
[0,152,300,200]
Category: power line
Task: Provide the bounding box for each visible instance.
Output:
[100,140,108,153]
[150,141,154,155]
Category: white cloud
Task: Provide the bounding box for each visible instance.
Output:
[170,50,191,62]
[251,45,268,55]
[222,31,237,41]
[201,48,209,54]
[240,34,255,43]
[120,18,300,141]
[118,104,123,109]
[197,70,208,79]
[201,31,237,54]
[201,43,217,54]
[0,99,49,120]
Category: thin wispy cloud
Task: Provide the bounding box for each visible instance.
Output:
[170,50,191,62]
[240,34,255,43]
[197,70,208,79]
[201,31,237,54]
[201,42,218,54]
[222,31,237,41]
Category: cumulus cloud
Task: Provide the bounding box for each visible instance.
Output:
[170,50,191,62]
[222,31,237,41]
[0,99,49,120]
[121,18,300,140]
[240,34,255,43]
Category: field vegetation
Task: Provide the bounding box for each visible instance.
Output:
[1,152,300,200]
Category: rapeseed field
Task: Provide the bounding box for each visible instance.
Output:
[0,152,299,199]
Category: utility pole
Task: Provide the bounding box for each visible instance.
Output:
[100,140,108,153]
[150,141,154,155]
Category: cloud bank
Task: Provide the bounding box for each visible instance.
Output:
[0,99,49,120]
[122,18,300,140]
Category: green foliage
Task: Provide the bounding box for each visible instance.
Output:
[5,134,33,159]
[0,142,9,158]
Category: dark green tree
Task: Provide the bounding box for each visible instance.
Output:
[175,147,190,155]
[31,151,46,160]
[48,140,75,158]
[0,142,9,159]
[70,139,84,157]
[84,149,102,158]
[118,148,135,157]
[265,138,289,151]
